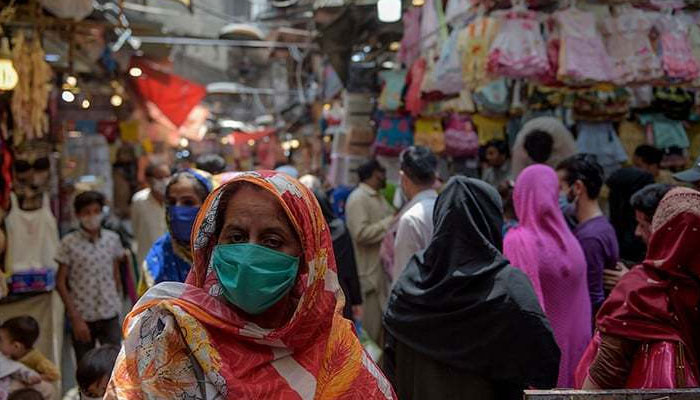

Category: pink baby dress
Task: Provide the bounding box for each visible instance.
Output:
[487,10,549,79]
[655,13,699,82]
[554,7,619,85]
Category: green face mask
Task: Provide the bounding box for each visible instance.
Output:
[212,243,300,315]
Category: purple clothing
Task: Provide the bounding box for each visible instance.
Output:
[573,215,620,314]
[504,165,592,388]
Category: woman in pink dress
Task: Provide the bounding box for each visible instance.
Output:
[504,164,592,387]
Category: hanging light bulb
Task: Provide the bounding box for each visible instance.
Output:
[66,75,78,87]
[61,91,75,103]
[129,67,142,77]
[110,94,123,107]
[412,0,424,6]
[81,99,90,109]
[179,137,189,148]
[0,38,18,91]
[377,0,401,23]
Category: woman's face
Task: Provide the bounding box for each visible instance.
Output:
[167,179,204,208]
[217,185,302,258]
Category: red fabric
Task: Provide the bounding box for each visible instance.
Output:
[98,121,119,143]
[586,188,700,388]
[131,62,206,127]
[405,58,427,117]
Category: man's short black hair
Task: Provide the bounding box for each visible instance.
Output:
[356,159,385,183]
[630,183,674,220]
[556,154,605,199]
[634,145,663,166]
[196,154,226,175]
[145,162,169,179]
[485,139,510,158]
[8,389,43,400]
[400,146,437,186]
[0,316,39,349]
[74,190,105,214]
[523,130,554,163]
[76,345,120,391]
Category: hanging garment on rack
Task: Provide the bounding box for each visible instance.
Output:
[655,14,699,82]
[432,29,464,97]
[472,114,509,146]
[600,7,663,85]
[415,117,446,154]
[473,78,511,115]
[487,10,549,79]
[575,122,628,178]
[405,57,427,117]
[638,113,690,150]
[374,114,414,157]
[4,193,59,275]
[444,114,479,158]
[459,16,500,90]
[399,7,423,67]
[573,86,630,122]
[420,0,444,52]
[378,70,407,112]
[554,7,619,85]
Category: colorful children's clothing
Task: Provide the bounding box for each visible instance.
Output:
[19,349,59,382]
[378,70,407,111]
[655,14,699,82]
[459,16,500,89]
[487,10,549,79]
[575,122,628,178]
[398,7,422,67]
[639,113,690,150]
[600,8,663,84]
[555,8,618,85]
[472,114,508,146]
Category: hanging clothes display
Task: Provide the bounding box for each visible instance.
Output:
[600,6,663,85]
[554,7,619,85]
[459,16,500,89]
[4,193,59,275]
[399,7,423,68]
[378,69,408,111]
[655,13,699,82]
[638,113,690,150]
[575,122,628,178]
[405,57,427,117]
[472,114,509,146]
[487,10,549,79]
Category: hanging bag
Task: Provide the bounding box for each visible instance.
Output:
[374,114,414,156]
[415,117,446,154]
[444,114,479,157]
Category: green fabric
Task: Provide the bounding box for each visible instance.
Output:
[212,243,299,315]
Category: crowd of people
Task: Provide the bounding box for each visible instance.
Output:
[1,117,700,399]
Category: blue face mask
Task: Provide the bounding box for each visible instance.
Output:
[168,206,200,243]
[212,243,299,315]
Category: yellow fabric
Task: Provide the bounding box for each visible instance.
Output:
[459,17,499,90]
[415,117,446,154]
[472,114,508,146]
[20,348,60,382]
[618,121,647,161]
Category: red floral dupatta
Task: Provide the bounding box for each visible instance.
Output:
[107,171,395,399]
[576,188,700,388]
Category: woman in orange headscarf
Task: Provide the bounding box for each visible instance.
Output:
[106,171,395,399]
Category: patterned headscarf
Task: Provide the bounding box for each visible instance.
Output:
[108,170,394,400]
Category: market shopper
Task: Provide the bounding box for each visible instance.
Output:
[481,139,512,188]
[511,116,577,178]
[131,162,171,268]
[195,154,227,175]
[345,159,394,345]
[606,168,655,264]
[56,191,124,363]
[392,146,438,281]
[577,188,700,389]
[106,171,395,399]
[76,345,119,400]
[633,145,675,185]
[603,183,674,292]
[312,189,362,320]
[557,155,620,314]
[384,176,560,400]
[673,155,700,190]
[504,165,591,388]
[138,169,213,294]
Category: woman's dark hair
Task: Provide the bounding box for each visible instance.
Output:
[634,145,663,166]
[74,191,105,214]
[630,183,674,220]
[523,130,554,163]
[76,345,120,391]
[400,146,437,186]
[8,389,43,400]
[485,139,510,158]
[356,159,385,183]
[145,162,169,179]
[196,154,226,175]
[166,171,210,202]
[0,316,39,349]
[556,154,605,199]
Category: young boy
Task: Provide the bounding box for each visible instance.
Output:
[56,191,124,363]
[76,345,120,400]
[0,316,59,382]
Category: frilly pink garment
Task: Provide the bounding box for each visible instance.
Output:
[554,8,619,85]
[656,14,699,82]
[398,7,422,67]
[600,8,663,85]
[575,332,700,389]
[487,10,550,79]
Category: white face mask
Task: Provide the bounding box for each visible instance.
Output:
[80,214,102,231]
